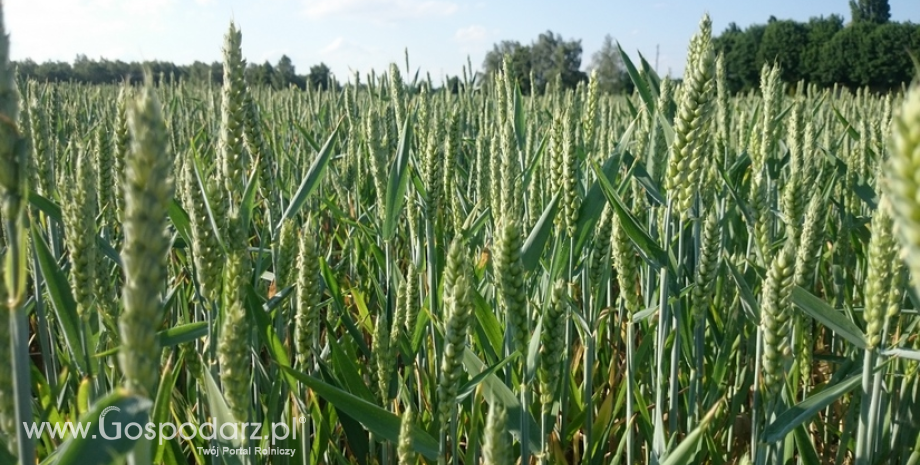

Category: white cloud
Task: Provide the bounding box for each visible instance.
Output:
[258,48,292,64]
[122,0,177,16]
[5,0,179,61]
[454,25,486,43]
[303,0,458,23]
[321,37,346,54]
[320,37,375,57]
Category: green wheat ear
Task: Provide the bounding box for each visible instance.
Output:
[888,83,920,294]
[62,143,97,317]
[483,401,510,465]
[182,148,223,304]
[275,218,297,291]
[864,197,897,350]
[666,14,716,218]
[761,242,795,398]
[114,84,130,225]
[119,76,175,397]
[437,240,474,433]
[372,308,392,402]
[27,87,53,198]
[538,279,568,409]
[218,250,251,422]
[0,258,14,455]
[0,6,25,456]
[217,20,249,244]
[403,260,420,335]
[494,218,527,354]
[397,405,416,464]
[295,226,322,369]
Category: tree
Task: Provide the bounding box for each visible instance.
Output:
[714,22,765,93]
[850,0,890,24]
[709,10,916,93]
[803,15,844,84]
[482,31,585,94]
[483,40,527,76]
[273,55,299,89]
[868,23,920,90]
[757,19,808,83]
[588,34,626,94]
[188,61,217,84]
[482,40,532,92]
[713,23,745,92]
[530,30,586,91]
[819,21,876,87]
[445,76,462,94]
[307,62,331,90]
[505,45,534,93]
[482,40,538,93]
[246,61,274,86]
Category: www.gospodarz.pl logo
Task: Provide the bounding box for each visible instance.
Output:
[24,406,303,455]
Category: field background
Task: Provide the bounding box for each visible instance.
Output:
[1,7,920,465]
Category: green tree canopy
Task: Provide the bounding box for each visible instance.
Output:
[758,19,808,83]
[483,40,533,93]
[482,30,586,94]
[818,21,876,87]
[714,22,765,92]
[16,54,320,89]
[272,54,306,89]
[802,15,844,83]
[587,34,627,94]
[712,2,918,94]
[307,62,331,90]
[530,30,586,91]
[246,61,274,86]
[850,0,891,24]
[867,22,919,89]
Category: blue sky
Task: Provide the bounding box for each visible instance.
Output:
[6,0,920,83]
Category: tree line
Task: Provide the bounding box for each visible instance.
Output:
[14,54,335,90]
[481,0,919,96]
[12,0,919,94]
[479,31,631,96]
[715,12,920,93]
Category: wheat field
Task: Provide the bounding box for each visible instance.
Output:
[0,6,919,465]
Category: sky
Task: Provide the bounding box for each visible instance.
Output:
[6,0,920,83]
